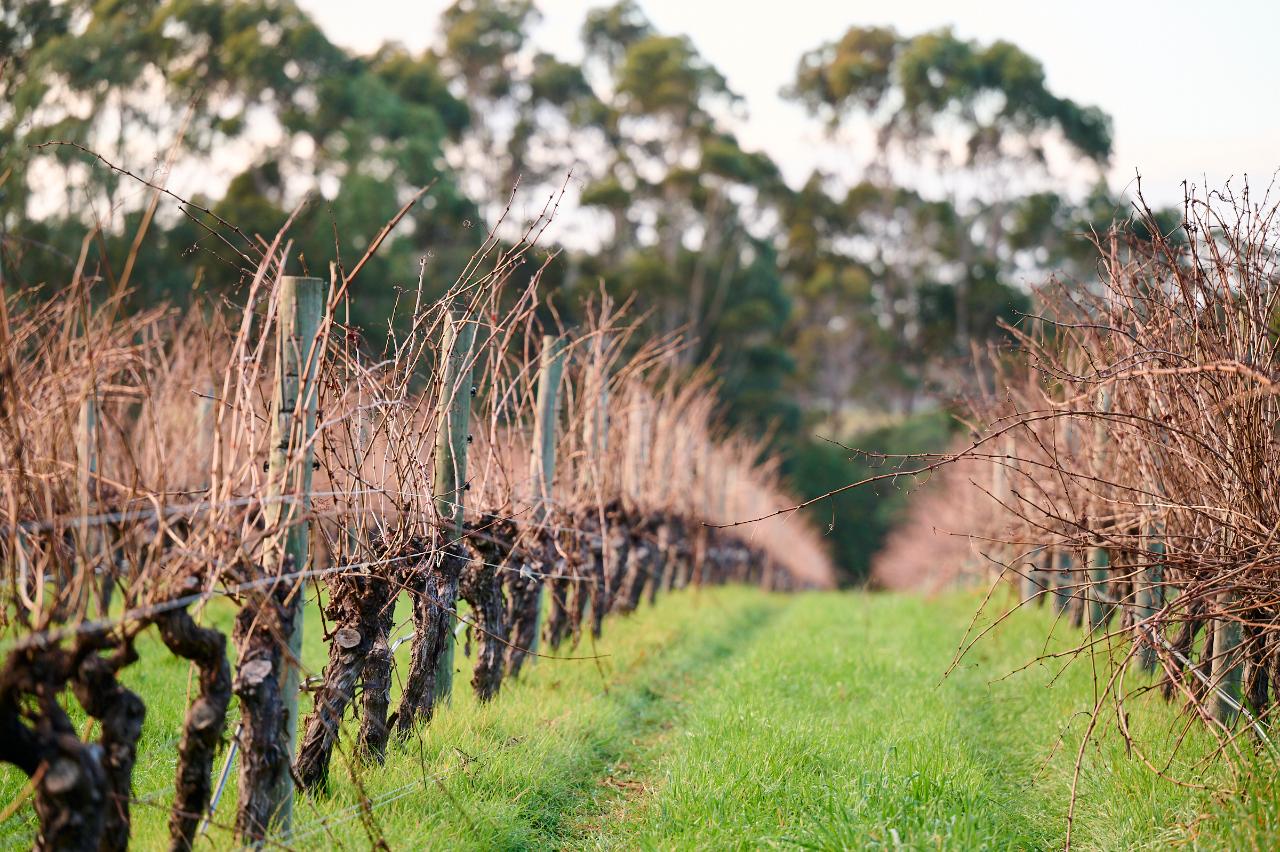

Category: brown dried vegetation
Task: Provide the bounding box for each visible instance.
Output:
[0,203,833,848]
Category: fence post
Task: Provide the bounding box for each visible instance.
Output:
[1022,546,1046,602]
[1052,547,1073,614]
[528,334,567,656]
[1210,591,1244,725]
[1087,388,1113,631]
[432,306,475,704]
[624,392,650,508]
[583,339,609,484]
[76,388,106,614]
[1132,527,1164,672]
[1086,545,1111,630]
[262,274,325,835]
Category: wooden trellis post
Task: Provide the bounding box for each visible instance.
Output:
[1052,547,1073,614]
[1086,546,1111,630]
[1022,545,1046,602]
[1210,595,1244,724]
[583,336,609,484]
[1131,393,1174,670]
[528,334,567,656]
[624,391,651,508]
[1209,398,1246,722]
[1087,387,1114,631]
[432,305,475,704]
[76,387,106,614]
[1133,526,1164,672]
[1210,527,1243,725]
[1051,418,1075,612]
[261,274,325,836]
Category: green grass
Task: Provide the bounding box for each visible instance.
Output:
[1,587,1277,850]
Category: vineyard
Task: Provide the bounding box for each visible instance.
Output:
[4,2,1280,849]
[0,208,833,849]
[8,187,1280,852]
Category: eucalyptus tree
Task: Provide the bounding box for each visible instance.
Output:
[576,0,791,405]
[783,26,1111,410]
[1,0,476,322]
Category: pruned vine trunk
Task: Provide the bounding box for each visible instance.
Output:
[646,522,672,606]
[232,586,297,843]
[615,530,652,615]
[503,552,542,677]
[71,646,145,852]
[459,536,507,701]
[357,575,397,762]
[1,645,108,851]
[392,545,467,735]
[542,554,574,650]
[295,570,394,791]
[153,605,232,851]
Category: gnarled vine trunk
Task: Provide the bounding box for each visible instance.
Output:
[0,645,108,851]
[458,538,506,702]
[232,586,297,842]
[153,605,232,851]
[392,545,468,735]
[503,547,543,677]
[295,569,394,791]
[71,644,145,852]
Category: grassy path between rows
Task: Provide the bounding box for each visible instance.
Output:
[3,587,1278,849]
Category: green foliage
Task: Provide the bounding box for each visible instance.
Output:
[789,25,1113,166]
[614,34,730,121]
[582,0,652,71]
[440,0,537,96]
[787,410,957,585]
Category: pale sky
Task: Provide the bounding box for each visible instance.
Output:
[299,0,1280,208]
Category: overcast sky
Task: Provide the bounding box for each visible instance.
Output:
[300,0,1280,207]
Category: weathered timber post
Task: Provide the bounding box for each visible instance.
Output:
[1086,546,1112,631]
[617,393,650,597]
[1050,415,1079,616]
[1132,528,1164,672]
[624,391,650,508]
[1022,546,1047,602]
[527,334,567,656]
[1210,399,1246,723]
[1052,546,1073,614]
[238,274,324,841]
[76,387,107,615]
[1087,387,1113,631]
[432,306,475,704]
[583,339,609,485]
[1210,594,1244,725]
